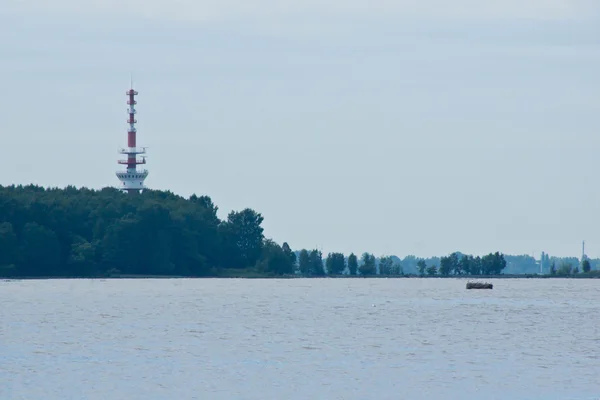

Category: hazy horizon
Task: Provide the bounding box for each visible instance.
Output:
[1,1,599,258]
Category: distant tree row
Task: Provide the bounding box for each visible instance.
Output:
[0,185,274,277]
[548,258,593,276]
[0,185,595,278]
[289,250,507,277]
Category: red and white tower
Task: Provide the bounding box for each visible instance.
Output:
[116,85,148,194]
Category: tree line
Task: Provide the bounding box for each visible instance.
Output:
[0,185,272,277]
[0,185,592,278]
[290,251,507,277]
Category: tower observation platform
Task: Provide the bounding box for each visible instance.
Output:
[116,86,148,194]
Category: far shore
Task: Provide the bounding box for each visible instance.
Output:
[3,272,600,280]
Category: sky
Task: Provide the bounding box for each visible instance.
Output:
[1,0,599,259]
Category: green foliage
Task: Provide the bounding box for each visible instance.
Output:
[67,236,98,276]
[394,262,404,275]
[449,252,461,275]
[0,264,18,277]
[582,259,591,273]
[0,222,18,271]
[325,252,346,275]
[0,185,267,277]
[295,248,327,276]
[220,209,265,268]
[255,240,295,276]
[417,259,427,276]
[19,222,62,276]
[359,253,376,276]
[426,265,437,276]
[298,249,310,275]
[309,249,325,276]
[282,242,297,270]
[0,185,546,279]
[481,252,507,275]
[556,263,573,276]
[378,256,396,275]
[347,253,358,276]
[439,252,506,276]
[460,255,472,275]
[439,256,452,276]
[456,255,483,275]
[379,256,403,275]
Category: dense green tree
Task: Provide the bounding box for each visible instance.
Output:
[0,222,17,264]
[393,262,404,275]
[66,235,98,276]
[282,242,297,270]
[0,185,266,277]
[472,256,482,275]
[582,259,591,273]
[19,222,62,276]
[378,256,394,275]
[220,209,264,268]
[400,255,416,274]
[439,252,505,276]
[481,252,507,275]
[0,222,18,277]
[0,185,547,279]
[557,263,573,276]
[458,255,482,275]
[359,253,376,276]
[460,255,472,275]
[326,252,346,275]
[417,259,427,276]
[309,249,325,276]
[256,240,295,276]
[0,264,18,277]
[348,253,358,276]
[379,256,402,275]
[426,264,437,276]
[439,256,452,276]
[449,252,462,275]
[101,215,144,274]
[298,249,310,275]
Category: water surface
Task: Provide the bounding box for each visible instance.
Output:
[1,278,599,399]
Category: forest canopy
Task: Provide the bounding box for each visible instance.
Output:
[0,185,591,278]
[0,185,276,277]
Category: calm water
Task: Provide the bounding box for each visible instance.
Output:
[1,278,599,400]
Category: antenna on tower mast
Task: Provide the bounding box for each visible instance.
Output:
[116,80,149,194]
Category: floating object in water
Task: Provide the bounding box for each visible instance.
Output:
[466,281,493,290]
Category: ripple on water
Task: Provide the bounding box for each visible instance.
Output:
[1,278,600,400]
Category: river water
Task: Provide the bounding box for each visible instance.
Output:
[1,278,599,400]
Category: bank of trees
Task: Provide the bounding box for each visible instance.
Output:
[548,258,600,276]
[0,185,289,277]
[0,185,514,278]
[291,251,507,277]
[438,252,507,276]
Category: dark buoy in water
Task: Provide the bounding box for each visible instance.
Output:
[466,281,493,289]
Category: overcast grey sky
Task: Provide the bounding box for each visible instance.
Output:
[1,1,599,258]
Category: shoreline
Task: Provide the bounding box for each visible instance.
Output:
[3,273,599,281]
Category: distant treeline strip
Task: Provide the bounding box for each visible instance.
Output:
[0,185,595,278]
